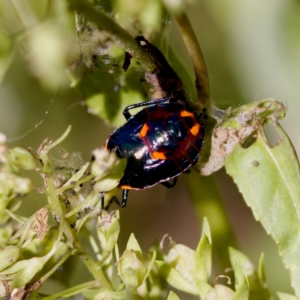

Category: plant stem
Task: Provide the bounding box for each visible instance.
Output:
[161,0,211,109]
[67,0,156,72]
[42,280,100,300]
[175,12,210,108]
[47,176,113,290]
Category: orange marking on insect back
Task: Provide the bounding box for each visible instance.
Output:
[119,185,135,190]
[180,110,193,117]
[190,123,200,136]
[152,151,167,160]
[139,123,149,138]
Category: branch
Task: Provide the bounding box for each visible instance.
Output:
[162,2,210,108]
[67,0,156,72]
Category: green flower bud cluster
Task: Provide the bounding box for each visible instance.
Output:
[0,127,274,299]
[0,135,34,224]
[97,210,120,255]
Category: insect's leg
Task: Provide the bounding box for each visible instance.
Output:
[120,189,129,207]
[101,193,115,210]
[160,177,177,189]
[101,194,105,209]
[122,97,169,120]
[102,193,128,210]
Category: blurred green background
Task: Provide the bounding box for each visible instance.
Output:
[0,0,299,296]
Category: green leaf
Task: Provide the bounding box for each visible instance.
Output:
[229,248,271,300]
[155,261,198,295]
[0,253,50,288]
[78,64,148,126]
[167,290,181,300]
[126,233,143,256]
[204,285,235,300]
[229,248,254,277]
[166,244,197,290]
[0,246,20,271]
[83,288,125,300]
[225,122,300,297]
[203,99,286,175]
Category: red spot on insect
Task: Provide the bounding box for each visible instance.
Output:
[139,123,149,138]
[152,151,167,160]
[190,123,200,136]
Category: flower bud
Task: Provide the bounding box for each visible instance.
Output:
[117,249,147,289]
[7,147,36,170]
[0,173,33,200]
[97,210,120,253]
[91,148,118,177]
[92,148,127,193]
[0,246,20,271]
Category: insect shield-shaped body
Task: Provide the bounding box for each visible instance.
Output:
[105,97,205,207]
[105,36,206,207]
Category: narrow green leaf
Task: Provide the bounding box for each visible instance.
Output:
[202,217,212,244]
[196,235,211,280]
[61,162,89,188]
[229,247,272,299]
[225,123,300,297]
[143,250,156,284]
[47,125,72,152]
[195,217,212,298]
[257,253,266,286]
[126,233,143,260]
[229,248,249,300]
